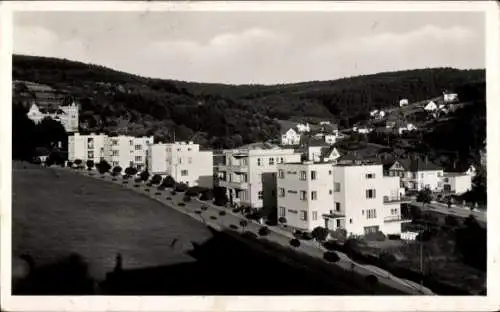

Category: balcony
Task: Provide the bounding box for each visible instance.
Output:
[384,215,412,223]
[383,196,411,204]
[218,179,249,190]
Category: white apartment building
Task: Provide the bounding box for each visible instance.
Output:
[68,133,153,171]
[385,158,444,192]
[277,161,409,236]
[442,173,472,195]
[68,132,108,164]
[27,102,79,133]
[147,141,213,188]
[108,135,153,171]
[216,143,302,212]
[277,162,335,231]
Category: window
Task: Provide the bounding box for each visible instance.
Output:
[135,144,142,150]
[287,190,297,194]
[311,171,317,180]
[240,191,248,201]
[337,219,341,227]
[181,170,188,176]
[135,156,142,162]
[335,202,341,212]
[366,209,377,219]
[366,189,376,199]
[300,171,307,180]
[279,187,285,197]
[300,210,307,221]
[269,157,274,165]
[279,207,286,217]
[87,151,94,159]
[334,183,341,192]
[188,157,192,164]
[257,158,262,166]
[258,191,263,199]
[300,191,307,200]
[420,173,424,178]
[187,148,191,151]
[129,140,133,146]
[329,170,332,175]
[365,173,375,179]
[280,157,284,163]
[112,150,119,156]
[329,189,333,195]
[311,191,317,200]
[278,169,285,179]
[312,211,318,220]
[349,218,353,224]
[437,172,442,177]
[178,158,182,164]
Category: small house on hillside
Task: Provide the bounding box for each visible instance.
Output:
[398,123,418,135]
[424,101,438,112]
[370,110,386,120]
[399,99,409,107]
[443,91,459,103]
[296,123,310,133]
[281,128,301,146]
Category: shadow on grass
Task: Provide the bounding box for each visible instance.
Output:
[13,253,95,295]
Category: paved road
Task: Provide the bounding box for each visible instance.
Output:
[410,201,486,224]
[66,169,434,295]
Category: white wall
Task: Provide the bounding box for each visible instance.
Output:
[68,133,108,164]
[415,170,443,191]
[442,174,472,194]
[277,162,334,231]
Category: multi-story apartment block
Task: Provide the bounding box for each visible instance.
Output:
[68,133,153,170]
[277,162,334,231]
[147,141,213,188]
[27,101,79,133]
[216,143,302,212]
[384,157,443,192]
[277,161,409,236]
[68,133,108,164]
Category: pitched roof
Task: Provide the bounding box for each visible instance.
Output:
[391,157,442,172]
[280,127,298,135]
[320,146,339,159]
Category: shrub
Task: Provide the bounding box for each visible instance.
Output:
[311,226,329,243]
[171,190,177,196]
[219,211,226,216]
[155,192,161,195]
[229,224,239,230]
[290,238,301,248]
[166,196,172,200]
[210,216,217,220]
[258,226,270,237]
[387,234,401,240]
[200,190,213,201]
[323,251,340,263]
[112,166,122,176]
[96,160,111,174]
[183,195,191,202]
[301,232,313,240]
[174,183,188,192]
[278,217,287,225]
[161,176,176,188]
[86,160,94,171]
[178,202,186,207]
[232,207,241,213]
[151,174,162,185]
[323,240,342,251]
[239,220,248,229]
[140,171,150,182]
[200,205,208,211]
[66,161,73,168]
[74,159,82,166]
[124,167,138,176]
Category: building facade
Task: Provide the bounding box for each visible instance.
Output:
[442,173,472,195]
[216,143,302,212]
[281,128,301,146]
[147,141,213,188]
[68,133,153,170]
[277,161,409,236]
[27,102,79,133]
[385,158,444,192]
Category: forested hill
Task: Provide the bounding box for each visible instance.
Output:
[12,54,485,148]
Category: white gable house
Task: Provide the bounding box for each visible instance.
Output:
[399,99,409,107]
[424,101,438,112]
[281,128,301,146]
[443,91,458,103]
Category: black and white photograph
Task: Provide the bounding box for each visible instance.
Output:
[1,1,499,311]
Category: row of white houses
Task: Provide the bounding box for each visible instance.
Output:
[68,133,214,188]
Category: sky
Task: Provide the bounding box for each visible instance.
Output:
[13,11,485,85]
